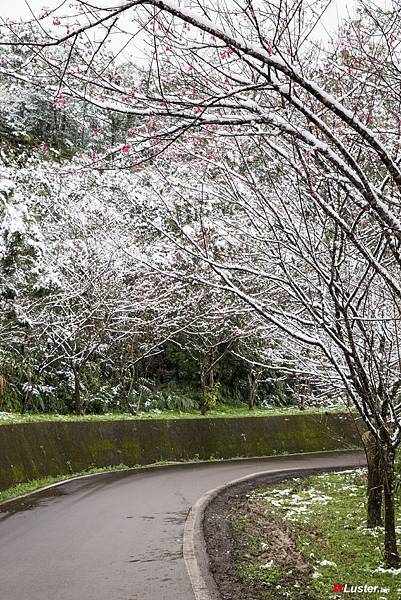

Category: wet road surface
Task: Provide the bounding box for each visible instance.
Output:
[0,451,364,600]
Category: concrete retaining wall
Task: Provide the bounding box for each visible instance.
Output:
[0,413,361,490]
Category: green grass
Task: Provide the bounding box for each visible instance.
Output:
[0,403,349,426]
[0,458,207,504]
[0,464,133,504]
[236,470,401,599]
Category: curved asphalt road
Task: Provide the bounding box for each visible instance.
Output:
[0,451,364,600]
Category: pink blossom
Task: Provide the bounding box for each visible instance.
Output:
[121,145,131,154]
[53,94,66,110]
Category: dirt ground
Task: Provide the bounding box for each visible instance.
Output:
[202,469,335,600]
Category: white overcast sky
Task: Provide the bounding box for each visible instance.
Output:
[0,0,366,61]
[2,0,357,29]
[0,0,360,61]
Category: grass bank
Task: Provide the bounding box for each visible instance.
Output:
[230,470,401,599]
[0,464,132,504]
[0,403,349,426]
[0,458,209,504]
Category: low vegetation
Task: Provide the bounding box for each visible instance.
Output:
[230,470,401,599]
[0,464,132,504]
[0,403,347,426]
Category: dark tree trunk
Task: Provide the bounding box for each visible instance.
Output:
[73,366,84,416]
[200,352,214,415]
[383,445,400,568]
[248,372,258,410]
[22,387,32,414]
[365,432,383,527]
[22,370,33,414]
[0,375,6,410]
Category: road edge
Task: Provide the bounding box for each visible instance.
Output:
[0,448,360,509]
[183,451,365,600]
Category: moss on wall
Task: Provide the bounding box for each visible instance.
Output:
[0,413,361,491]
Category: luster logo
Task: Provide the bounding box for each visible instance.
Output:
[331,583,387,594]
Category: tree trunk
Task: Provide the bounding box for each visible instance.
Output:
[22,370,33,414]
[200,352,214,415]
[0,375,6,410]
[365,432,383,527]
[22,386,32,414]
[73,366,84,416]
[200,371,213,415]
[248,372,257,410]
[383,445,400,568]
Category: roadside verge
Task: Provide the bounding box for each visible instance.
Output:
[183,451,365,600]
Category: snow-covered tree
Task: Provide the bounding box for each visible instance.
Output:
[1,0,401,566]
